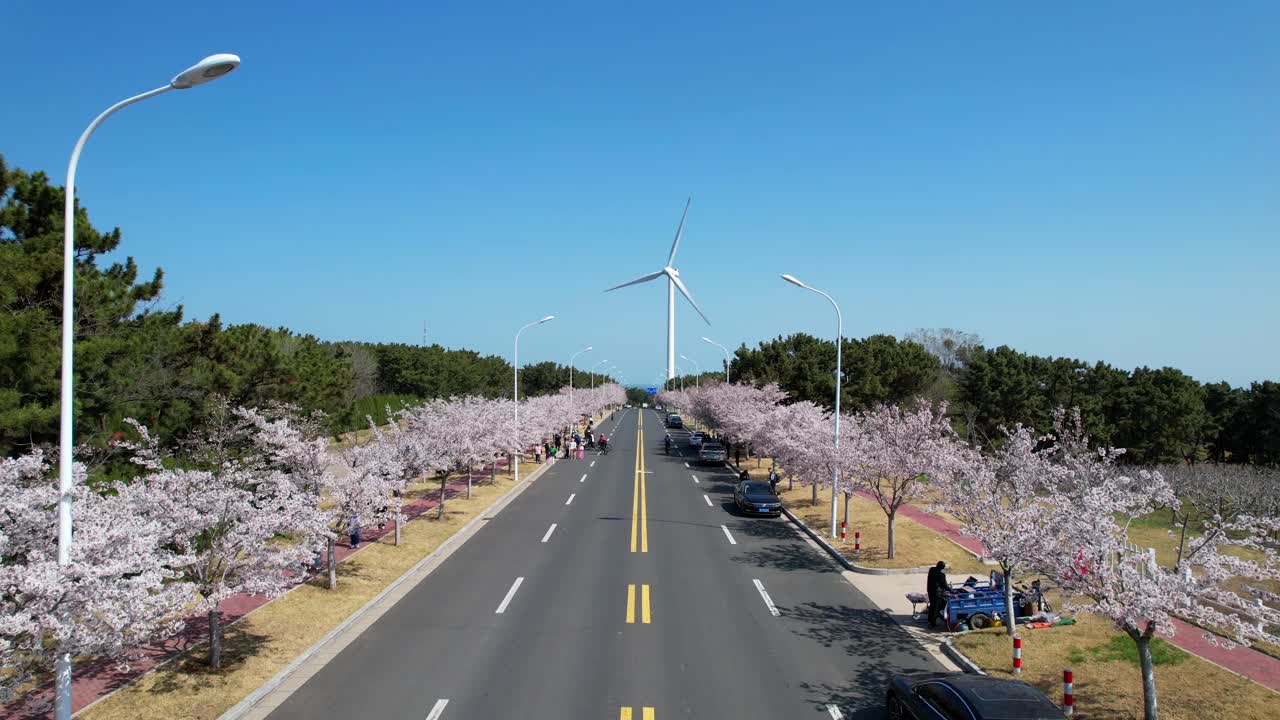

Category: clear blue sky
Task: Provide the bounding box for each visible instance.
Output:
[5,1,1277,387]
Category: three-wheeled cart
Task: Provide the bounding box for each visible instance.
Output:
[944,570,1035,630]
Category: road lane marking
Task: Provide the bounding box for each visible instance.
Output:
[627,584,636,623]
[620,709,631,720]
[691,473,699,484]
[426,699,449,719]
[721,525,737,545]
[642,584,651,624]
[684,462,690,468]
[703,494,713,507]
[590,460,596,467]
[495,577,524,614]
[826,705,843,719]
[541,523,557,543]
[631,415,649,553]
[753,578,780,617]
[580,473,587,483]
[644,708,654,720]
[565,493,576,506]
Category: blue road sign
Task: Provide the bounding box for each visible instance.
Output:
[646,387,658,395]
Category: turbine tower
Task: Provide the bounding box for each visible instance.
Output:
[604,198,710,380]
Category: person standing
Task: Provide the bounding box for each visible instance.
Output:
[348,514,362,550]
[534,443,542,464]
[927,561,949,629]
[569,438,577,460]
[768,466,779,493]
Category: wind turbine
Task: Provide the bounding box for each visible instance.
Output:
[604,197,709,381]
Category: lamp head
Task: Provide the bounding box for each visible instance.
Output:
[539,315,555,324]
[171,53,241,89]
[781,273,807,289]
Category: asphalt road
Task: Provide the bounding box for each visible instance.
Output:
[266,408,943,720]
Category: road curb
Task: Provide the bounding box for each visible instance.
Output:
[217,459,556,720]
[781,506,932,575]
[941,635,986,675]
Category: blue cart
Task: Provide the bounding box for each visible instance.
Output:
[944,571,1031,630]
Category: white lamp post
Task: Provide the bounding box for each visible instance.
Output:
[702,336,731,382]
[590,358,609,390]
[54,53,241,720]
[513,316,555,484]
[568,346,592,399]
[781,274,843,540]
[680,354,701,387]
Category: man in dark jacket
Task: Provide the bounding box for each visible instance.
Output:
[926,561,949,629]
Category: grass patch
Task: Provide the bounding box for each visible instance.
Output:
[81,466,521,720]
[954,614,1280,720]
[777,482,987,573]
[1083,635,1188,667]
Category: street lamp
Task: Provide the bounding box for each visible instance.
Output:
[680,354,701,387]
[781,273,843,540]
[590,358,609,390]
[702,336,731,382]
[568,346,592,399]
[55,53,241,720]
[514,315,555,485]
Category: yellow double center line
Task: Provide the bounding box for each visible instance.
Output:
[620,708,655,719]
[630,411,648,553]
[626,583,652,624]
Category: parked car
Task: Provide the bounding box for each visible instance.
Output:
[642,403,649,408]
[733,481,782,516]
[886,672,1066,720]
[666,414,684,428]
[688,432,705,448]
[697,442,727,465]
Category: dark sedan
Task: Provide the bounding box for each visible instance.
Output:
[733,481,782,516]
[887,672,1065,720]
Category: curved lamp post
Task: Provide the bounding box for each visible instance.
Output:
[56,53,241,720]
[568,346,592,399]
[680,354,701,387]
[781,274,843,540]
[513,316,555,484]
[701,336,731,382]
[590,358,609,390]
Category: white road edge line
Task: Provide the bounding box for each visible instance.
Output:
[565,493,576,506]
[426,698,450,720]
[541,523,557,543]
[495,577,524,614]
[579,473,587,483]
[721,524,737,545]
[703,495,713,507]
[826,705,843,719]
[753,578,780,617]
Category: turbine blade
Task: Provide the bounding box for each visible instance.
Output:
[669,272,710,326]
[667,197,692,265]
[604,270,665,292]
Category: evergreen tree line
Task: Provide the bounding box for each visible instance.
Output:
[0,156,611,456]
[727,329,1278,466]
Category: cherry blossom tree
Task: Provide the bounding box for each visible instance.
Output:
[1031,411,1280,720]
[118,406,326,670]
[932,424,1049,635]
[1,452,191,701]
[852,401,968,559]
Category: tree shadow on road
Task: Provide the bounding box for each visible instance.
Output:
[786,600,942,718]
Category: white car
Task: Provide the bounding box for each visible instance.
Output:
[688,432,705,448]
[642,403,649,408]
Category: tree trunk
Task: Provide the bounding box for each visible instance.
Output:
[1175,515,1190,570]
[467,462,472,499]
[887,509,897,559]
[1134,624,1159,720]
[491,460,497,484]
[327,537,338,590]
[843,492,850,532]
[1003,563,1017,637]
[394,514,401,546]
[438,475,447,519]
[208,608,223,670]
[811,480,818,506]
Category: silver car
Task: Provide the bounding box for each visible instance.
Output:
[698,442,727,465]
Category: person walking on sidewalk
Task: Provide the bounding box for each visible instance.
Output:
[927,561,949,629]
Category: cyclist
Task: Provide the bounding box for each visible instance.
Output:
[598,433,608,454]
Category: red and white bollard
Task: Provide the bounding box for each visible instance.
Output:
[854,531,861,551]
[1012,636,1022,674]
[1063,668,1074,715]
[840,521,847,543]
